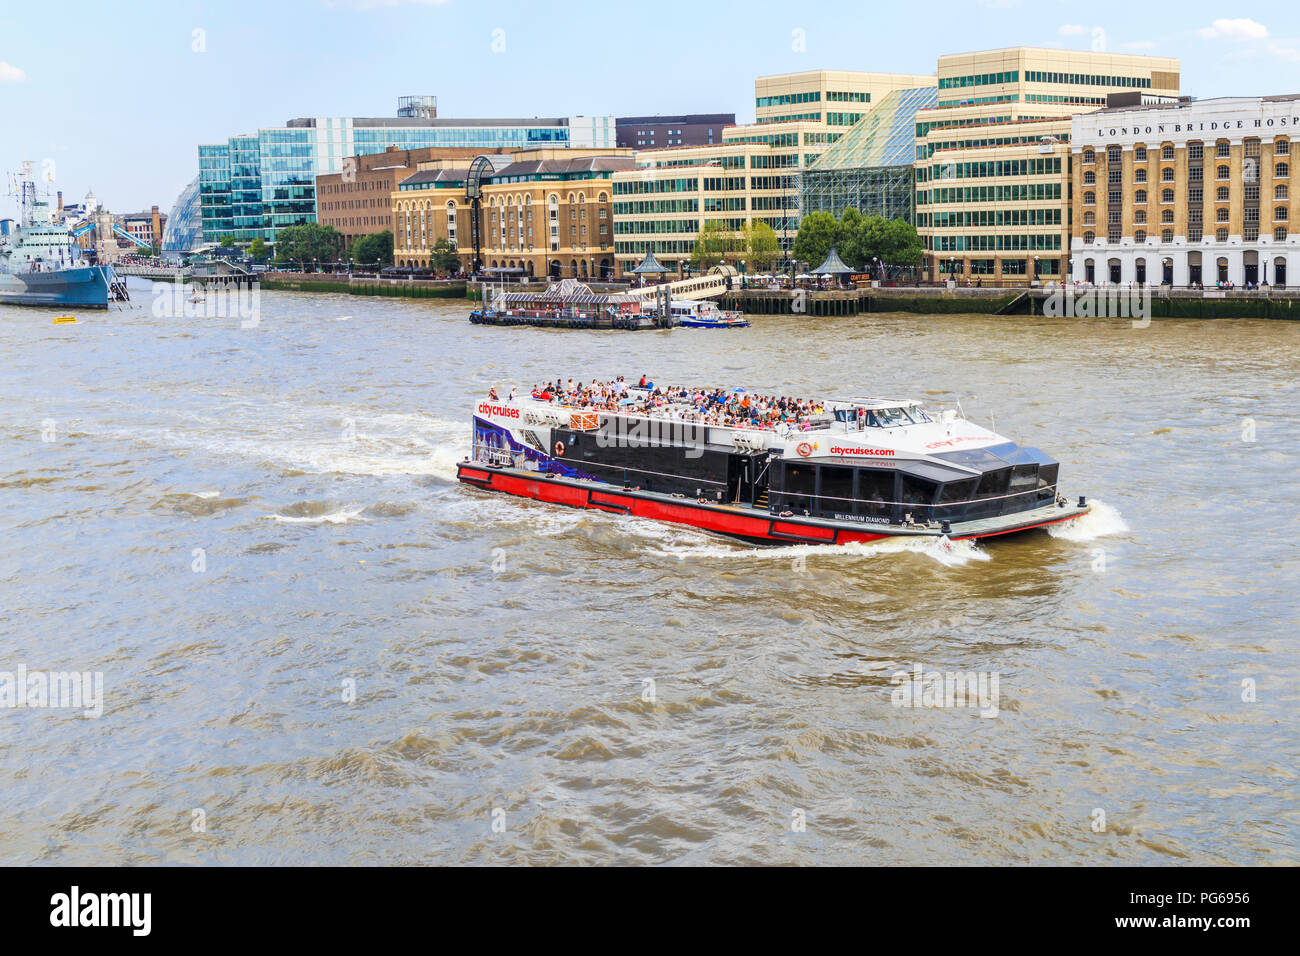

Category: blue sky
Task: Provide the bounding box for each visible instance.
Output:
[2,0,1299,213]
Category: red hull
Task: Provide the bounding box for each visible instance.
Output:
[457,463,1087,546]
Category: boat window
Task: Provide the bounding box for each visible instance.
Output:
[976,468,1010,497]
[900,474,937,505]
[856,469,894,516]
[905,405,933,424]
[938,478,978,503]
[777,463,815,512]
[817,466,854,508]
[874,407,911,427]
[1009,464,1038,491]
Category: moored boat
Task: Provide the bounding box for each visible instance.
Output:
[457,379,1090,546]
[671,300,750,328]
[1,162,115,309]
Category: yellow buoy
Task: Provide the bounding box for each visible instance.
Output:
[53,316,77,324]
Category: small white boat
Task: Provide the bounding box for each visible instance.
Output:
[670,300,749,328]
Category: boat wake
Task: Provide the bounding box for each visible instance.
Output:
[662,534,991,568]
[156,411,471,480]
[1047,498,1129,541]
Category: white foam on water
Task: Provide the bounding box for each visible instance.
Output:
[662,533,991,568]
[262,507,366,525]
[1047,498,1129,542]
[159,411,472,480]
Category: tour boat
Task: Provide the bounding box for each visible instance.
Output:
[457,382,1091,546]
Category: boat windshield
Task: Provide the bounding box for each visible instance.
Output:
[873,406,913,427]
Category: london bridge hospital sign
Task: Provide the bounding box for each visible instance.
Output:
[1078,101,1300,146]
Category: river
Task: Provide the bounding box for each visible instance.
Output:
[0,278,1295,864]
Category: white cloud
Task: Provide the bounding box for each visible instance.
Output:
[1058,24,1087,36]
[0,61,26,83]
[1269,40,1300,62]
[1197,18,1269,41]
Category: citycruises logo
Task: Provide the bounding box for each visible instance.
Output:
[829,446,894,456]
[477,403,519,419]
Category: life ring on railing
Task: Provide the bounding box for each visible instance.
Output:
[796,441,813,457]
[554,440,566,456]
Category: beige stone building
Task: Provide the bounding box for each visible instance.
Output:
[317,146,509,250]
[391,149,633,278]
[1070,95,1300,287]
[914,47,1180,285]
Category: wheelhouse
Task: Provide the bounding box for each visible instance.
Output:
[769,441,1060,525]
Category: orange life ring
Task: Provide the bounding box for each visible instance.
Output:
[554,440,566,456]
[796,442,813,457]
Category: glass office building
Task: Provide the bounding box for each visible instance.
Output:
[197,105,616,244]
[161,176,202,255]
[801,86,937,222]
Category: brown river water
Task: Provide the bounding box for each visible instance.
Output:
[0,280,1296,864]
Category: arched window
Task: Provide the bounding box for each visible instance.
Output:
[1083,170,1096,184]
[1083,211,1095,225]
[1135,169,1147,183]
[1083,149,1095,164]
[1215,208,1228,222]
[1135,229,1147,243]
[1217,141,1231,158]
[598,192,608,202]
[1216,228,1229,241]
[1217,186,1230,201]
[1161,167,1174,182]
[1162,145,1175,160]
[1135,146,1148,162]
[1135,189,1147,204]
[1217,165,1230,180]
[1134,209,1147,224]
[1276,162,1290,177]
[1162,229,1174,242]
[1275,184,1289,200]
[1276,226,1289,240]
[1083,230,1095,243]
[1161,188,1174,203]
[1277,206,1290,222]
[1162,209,1174,224]
[1107,145,1122,163]
[1275,139,1290,156]
[1084,190,1096,205]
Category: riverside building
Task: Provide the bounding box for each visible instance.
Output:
[914,48,1180,285]
[1069,94,1300,287]
[198,97,616,246]
[391,150,633,279]
[609,71,937,275]
[317,146,512,250]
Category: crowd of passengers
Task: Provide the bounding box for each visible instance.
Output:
[487,376,827,430]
